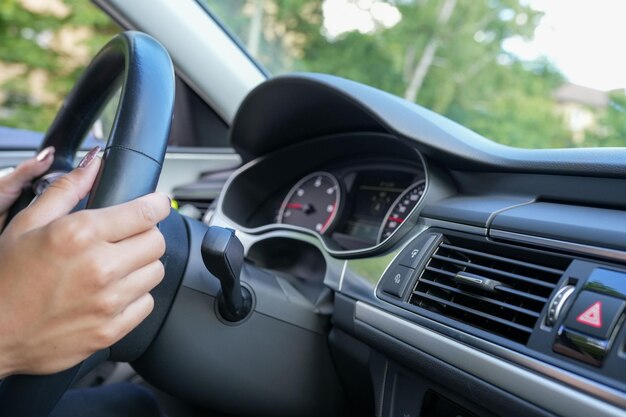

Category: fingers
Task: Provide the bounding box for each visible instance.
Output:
[110,227,166,277]
[100,294,155,347]
[10,147,56,187]
[12,147,102,232]
[89,193,171,242]
[105,260,165,315]
[0,147,55,208]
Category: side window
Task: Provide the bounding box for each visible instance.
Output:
[0,1,231,151]
[0,0,119,148]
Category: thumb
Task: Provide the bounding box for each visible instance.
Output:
[0,146,55,210]
[11,147,102,233]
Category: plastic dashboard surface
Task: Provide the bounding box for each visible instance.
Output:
[193,74,626,417]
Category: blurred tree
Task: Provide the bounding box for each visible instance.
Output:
[0,0,118,132]
[586,91,626,147]
[204,0,577,148]
[3,0,621,148]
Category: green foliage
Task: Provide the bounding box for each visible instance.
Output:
[584,91,626,147]
[2,0,625,149]
[203,0,626,149]
[446,60,570,148]
[0,0,118,132]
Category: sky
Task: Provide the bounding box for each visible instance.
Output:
[323,0,626,92]
[504,0,626,91]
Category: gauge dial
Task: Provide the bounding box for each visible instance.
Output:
[277,172,341,234]
[377,180,426,242]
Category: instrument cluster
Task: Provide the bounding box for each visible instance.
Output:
[276,165,426,250]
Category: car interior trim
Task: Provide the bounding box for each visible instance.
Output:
[355,301,626,416]
[371,225,434,294]
[422,217,487,236]
[96,0,265,124]
[491,229,626,263]
[485,198,537,228]
[226,226,347,291]
[338,260,348,292]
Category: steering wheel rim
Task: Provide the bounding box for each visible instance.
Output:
[0,31,175,417]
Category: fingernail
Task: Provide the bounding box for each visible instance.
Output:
[157,192,174,209]
[78,146,101,168]
[36,146,55,162]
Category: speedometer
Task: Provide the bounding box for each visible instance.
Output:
[277,172,341,235]
[377,180,426,242]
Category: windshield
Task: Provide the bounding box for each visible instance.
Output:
[202,0,626,149]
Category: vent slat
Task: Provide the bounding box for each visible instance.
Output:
[430,254,557,289]
[424,266,549,303]
[410,235,570,345]
[439,243,565,275]
[413,292,535,334]
[494,286,549,303]
[418,278,541,318]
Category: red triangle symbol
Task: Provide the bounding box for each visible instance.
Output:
[576,301,603,328]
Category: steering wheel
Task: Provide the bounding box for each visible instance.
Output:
[0,31,181,417]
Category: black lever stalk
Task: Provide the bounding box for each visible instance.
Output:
[201,226,252,321]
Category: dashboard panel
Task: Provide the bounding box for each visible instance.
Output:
[163,74,626,417]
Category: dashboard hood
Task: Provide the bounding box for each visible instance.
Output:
[230,73,626,177]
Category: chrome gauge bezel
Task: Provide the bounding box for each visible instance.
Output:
[377,179,427,244]
[212,135,430,258]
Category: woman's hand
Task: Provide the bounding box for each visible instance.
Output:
[0,147,170,377]
[0,146,55,229]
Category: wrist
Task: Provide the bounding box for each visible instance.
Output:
[0,348,16,378]
[0,327,20,378]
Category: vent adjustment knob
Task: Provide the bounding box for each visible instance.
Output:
[546,285,575,327]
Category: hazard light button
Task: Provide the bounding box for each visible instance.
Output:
[563,291,625,340]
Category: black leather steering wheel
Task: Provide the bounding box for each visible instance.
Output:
[0,31,176,417]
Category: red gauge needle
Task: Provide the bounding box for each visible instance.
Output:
[388,216,405,223]
[287,203,315,214]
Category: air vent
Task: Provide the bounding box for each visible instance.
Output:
[410,235,571,344]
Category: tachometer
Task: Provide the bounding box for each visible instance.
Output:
[377,180,426,242]
[277,172,341,234]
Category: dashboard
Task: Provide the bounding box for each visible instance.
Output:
[160,74,626,417]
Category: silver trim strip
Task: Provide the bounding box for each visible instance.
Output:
[338,260,348,292]
[422,217,487,236]
[490,229,626,263]
[355,301,626,417]
[485,198,536,228]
